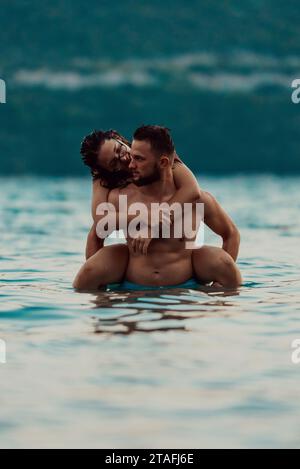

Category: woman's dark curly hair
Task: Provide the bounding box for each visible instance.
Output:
[80,129,132,189]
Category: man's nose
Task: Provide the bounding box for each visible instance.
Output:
[129,159,136,169]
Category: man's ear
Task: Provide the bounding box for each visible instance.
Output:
[159,155,170,168]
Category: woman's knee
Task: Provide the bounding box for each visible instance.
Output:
[193,246,241,287]
[192,246,222,266]
[217,253,242,287]
[73,266,92,290]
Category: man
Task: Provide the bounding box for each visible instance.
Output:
[73,126,241,290]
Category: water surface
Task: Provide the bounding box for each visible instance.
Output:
[0,175,300,448]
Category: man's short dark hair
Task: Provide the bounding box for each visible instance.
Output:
[133,125,175,158]
[80,129,131,188]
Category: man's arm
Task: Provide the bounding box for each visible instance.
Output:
[200,191,240,261]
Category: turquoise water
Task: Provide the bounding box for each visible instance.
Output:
[0,175,300,448]
[1,1,300,174]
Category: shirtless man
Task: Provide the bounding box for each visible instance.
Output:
[73,126,242,290]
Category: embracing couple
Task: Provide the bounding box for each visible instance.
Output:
[73,125,242,290]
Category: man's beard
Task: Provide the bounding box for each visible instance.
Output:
[133,166,161,187]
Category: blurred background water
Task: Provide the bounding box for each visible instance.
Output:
[1,0,300,449]
[1,0,300,174]
[0,175,300,448]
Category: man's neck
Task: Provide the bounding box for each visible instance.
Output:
[135,171,175,201]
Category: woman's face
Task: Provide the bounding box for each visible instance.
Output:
[99,138,131,172]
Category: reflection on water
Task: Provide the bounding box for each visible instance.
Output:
[0,176,300,448]
[91,287,240,335]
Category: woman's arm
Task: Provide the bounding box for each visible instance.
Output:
[85,222,103,260]
[129,162,202,255]
[85,181,109,259]
[91,180,109,221]
[171,162,201,205]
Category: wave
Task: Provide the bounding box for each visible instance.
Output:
[13,69,157,89]
[12,50,299,92]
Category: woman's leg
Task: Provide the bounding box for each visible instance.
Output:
[192,246,242,288]
[73,243,129,290]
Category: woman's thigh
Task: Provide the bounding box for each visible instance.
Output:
[192,246,241,287]
[73,243,129,290]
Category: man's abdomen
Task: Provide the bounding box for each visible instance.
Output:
[125,248,193,286]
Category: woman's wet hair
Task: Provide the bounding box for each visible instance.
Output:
[80,129,132,188]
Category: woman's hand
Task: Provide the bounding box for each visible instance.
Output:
[127,206,173,255]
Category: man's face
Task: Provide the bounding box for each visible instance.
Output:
[98,138,131,172]
[129,140,161,186]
